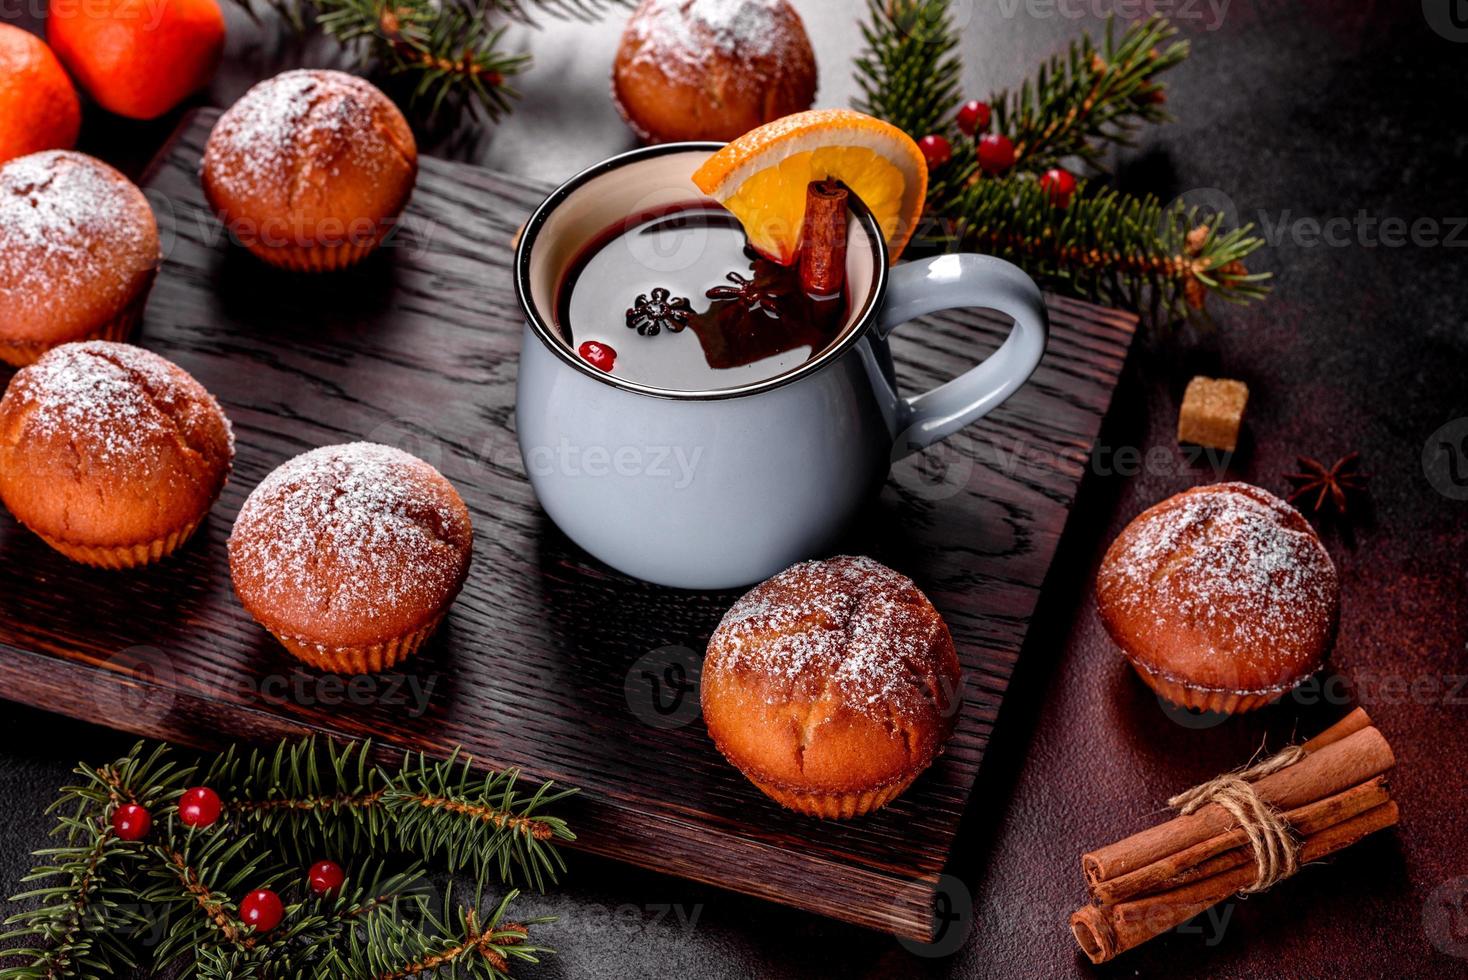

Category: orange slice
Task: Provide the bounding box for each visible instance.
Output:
[692,108,928,266]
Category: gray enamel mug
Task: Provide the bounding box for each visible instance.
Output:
[514,143,1048,589]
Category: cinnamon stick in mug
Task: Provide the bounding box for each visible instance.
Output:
[799,179,848,297]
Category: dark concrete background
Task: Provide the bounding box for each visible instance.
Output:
[2,2,1466,977]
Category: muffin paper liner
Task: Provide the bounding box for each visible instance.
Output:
[240,235,387,273]
[222,207,404,273]
[1126,655,1299,715]
[35,517,203,570]
[269,613,446,674]
[745,773,920,820]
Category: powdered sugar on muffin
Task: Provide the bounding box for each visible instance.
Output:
[0,151,160,342]
[0,341,233,566]
[711,555,953,720]
[612,0,817,143]
[202,70,412,205]
[2,341,233,479]
[229,443,471,633]
[701,555,961,818]
[1096,482,1340,703]
[623,0,796,77]
[201,70,417,270]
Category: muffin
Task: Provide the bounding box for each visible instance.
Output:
[0,151,161,366]
[1096,482,1339,714]
[701,556,962,819]
[201,70,417,272]
[228,443,473,673]
[612,0,817,143]
[0,341,234,567]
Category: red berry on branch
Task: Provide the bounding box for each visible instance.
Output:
[917,134,952,169]
[178,787,222,828]
[1038,167,1077,207]
[239,889,284,933]
[956,100,991,136]
[577,340,616,372]
[308,860,345,895]
[112,803,151,841]
[976,133,1016,174]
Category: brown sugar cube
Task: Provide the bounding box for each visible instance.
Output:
[1177,377,1249,452]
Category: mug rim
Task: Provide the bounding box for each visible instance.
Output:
[514,141,891,402]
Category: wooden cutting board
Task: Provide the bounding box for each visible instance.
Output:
[0,110,1136,941]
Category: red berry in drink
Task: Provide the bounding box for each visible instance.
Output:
[956,100,991,135]
[917,134,952,169]
[112,803,151,841]
[976,133,1016,174]
[1038,167,1077,207]
[577,340,616,372]
[308,860,345,895]
[178,786,222,828]
[239,888,284,933]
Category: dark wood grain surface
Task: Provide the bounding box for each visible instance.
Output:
[0,110,1135,942]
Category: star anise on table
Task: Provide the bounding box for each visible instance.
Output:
[1285,452,1367,515]
[625,287,692,336]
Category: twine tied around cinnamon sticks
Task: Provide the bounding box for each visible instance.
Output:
[1165,743,1306,894]
[1070,708,1399,964]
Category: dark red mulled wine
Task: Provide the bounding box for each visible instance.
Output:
[553,202,851,391]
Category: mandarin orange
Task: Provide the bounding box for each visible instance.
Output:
[49,0,225,120]
[0,24,81,165]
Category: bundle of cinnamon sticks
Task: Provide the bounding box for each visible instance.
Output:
[1070,708,1399,964]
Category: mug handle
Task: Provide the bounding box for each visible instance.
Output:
[879,254,1049,458]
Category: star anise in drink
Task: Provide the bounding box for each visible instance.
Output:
[704,270,788,320]
[704,248,802,321]
[626,288,692,336]
[1285,452,1367,515]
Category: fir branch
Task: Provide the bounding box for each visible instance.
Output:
[921,175,1269,315]
[206,738,390,861]
[229,0,626,122]
[852,4,1270,318]
[383,752,575,894]
[337,885,550,980]
[0,834,137,979]
[191,863,432,979]
[141,831,291,970]
[990,15,1187,172]
[2,740,573,979]
[852,0,962,138]
[0,743,193,979]
[206,739,576,892]
[318,0,530,120]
